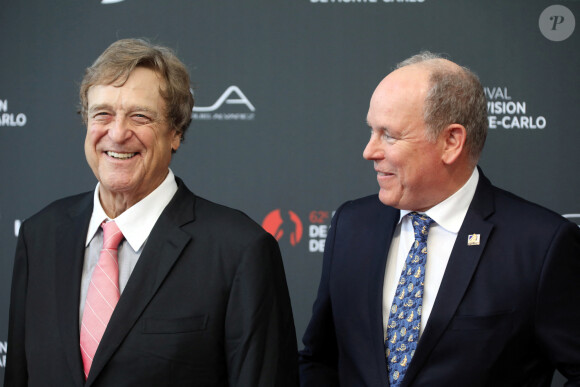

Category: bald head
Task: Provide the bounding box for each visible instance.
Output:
[397,52,461,72]
[395,52,488,164]
[368,65,430,141]
[363,52,489,210]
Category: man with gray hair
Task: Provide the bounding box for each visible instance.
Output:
[299,52,580,386]
[5,38,298,387]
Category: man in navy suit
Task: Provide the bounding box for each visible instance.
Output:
[299,52,580,386]
[5,38,298,386]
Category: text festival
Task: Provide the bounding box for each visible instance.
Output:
[484,87,546,130]
[0,100,27,127]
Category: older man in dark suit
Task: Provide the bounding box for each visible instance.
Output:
[299,52,580,386]
[5,38,298,387]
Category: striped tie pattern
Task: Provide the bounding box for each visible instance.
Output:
[80,220,123,378]
[385,212,434,386]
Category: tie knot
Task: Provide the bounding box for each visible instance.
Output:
[101,220,124,250]
[409,212,434,242]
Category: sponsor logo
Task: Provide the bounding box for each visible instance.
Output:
[485,87,547,130]
[262,209,334,253]
[262,210,303,246]
[308,211,331,252]
[539,5,575,42]
[15,219,22,237]
[192,86,255,121]
[0,341,6,367]
[563,214,580,227]
[0,99,27,127]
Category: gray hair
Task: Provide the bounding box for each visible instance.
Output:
[79,38,194,144]
[397,51,488,164]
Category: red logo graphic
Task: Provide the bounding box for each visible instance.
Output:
[262,209,303,246]
[309,211,330,224]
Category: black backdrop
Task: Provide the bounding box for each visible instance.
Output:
[1,1,578,384]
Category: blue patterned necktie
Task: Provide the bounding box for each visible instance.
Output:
[385,212,434,386]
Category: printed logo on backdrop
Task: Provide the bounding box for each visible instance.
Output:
[563,214,580,228]
[0,99,27,127]
[192,86,255,121]
[14,219,22,237]
[0,341,6,367]
[539,5,575,42]
[262,209,334,253]
[485,87,547,130]
[262,210,303,246]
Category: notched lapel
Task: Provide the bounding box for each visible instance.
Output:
[85,183,196,386]
[401,171,496,386]
[368,202,399,386]
[55,195,93,386]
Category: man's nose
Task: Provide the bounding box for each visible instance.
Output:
[363,134,383,160]
[108,116,132,143]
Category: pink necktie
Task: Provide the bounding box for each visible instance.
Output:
[80,220,123,378]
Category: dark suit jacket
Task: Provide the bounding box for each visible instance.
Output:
[5,178,298,387]
[299,170,580,386]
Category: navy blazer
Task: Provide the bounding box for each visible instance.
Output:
[5,178,298,387]
[299,170,580,386]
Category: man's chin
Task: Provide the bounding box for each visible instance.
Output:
[377,190,397,207]
[99,178,138,197]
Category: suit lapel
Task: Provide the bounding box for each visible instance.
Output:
[55,193,93,386]
[401,171,496,386]
[368,202,400,386]
[86,181,196,386]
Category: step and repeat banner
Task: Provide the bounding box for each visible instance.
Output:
[0,0,578,384]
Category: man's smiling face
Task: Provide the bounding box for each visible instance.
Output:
[85,66,181,211]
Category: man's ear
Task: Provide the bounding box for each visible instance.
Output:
[171,130,182,152]
[441,124,467,165]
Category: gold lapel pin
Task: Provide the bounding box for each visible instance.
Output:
[467,234,480,246]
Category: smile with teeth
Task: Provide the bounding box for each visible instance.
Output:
[107,151,136,160]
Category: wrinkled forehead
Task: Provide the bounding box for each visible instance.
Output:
[376,65,430,99]
[87,67,167,111]
[90,65,167,93]
[367,66,429,122]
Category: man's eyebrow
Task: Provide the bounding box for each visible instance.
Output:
[128,106,163,121]
[128,105,158,114]
[367,121,388,132]
[88,104,160,118]
[88,104,113,114]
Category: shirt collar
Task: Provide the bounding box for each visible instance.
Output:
[399,168,479,233]
[85,169,179,250]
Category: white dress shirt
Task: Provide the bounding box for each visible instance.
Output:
[383,168,479,339]
[79,169,178,322]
